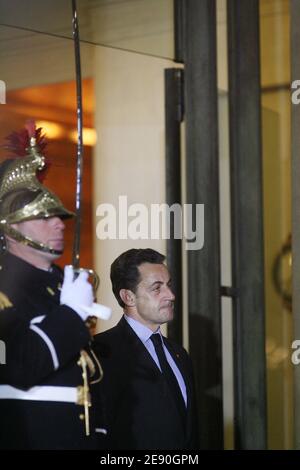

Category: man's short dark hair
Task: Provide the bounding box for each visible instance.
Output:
[111,248,166,308]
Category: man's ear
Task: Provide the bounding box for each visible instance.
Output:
[120,289,136,307]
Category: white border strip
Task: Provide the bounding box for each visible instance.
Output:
[0,385,77,402]
[30,325,59,370]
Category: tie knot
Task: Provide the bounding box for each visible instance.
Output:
[151,333,163,348]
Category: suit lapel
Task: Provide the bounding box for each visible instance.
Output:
[164,338,191,386]
[118,317,162,377]
[118,318,195,444]
[119,317,192,397]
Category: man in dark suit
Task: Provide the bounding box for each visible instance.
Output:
[94,248,198,450]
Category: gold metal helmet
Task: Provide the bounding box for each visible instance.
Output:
[0,120,74,255]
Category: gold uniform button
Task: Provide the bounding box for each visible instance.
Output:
[46,287,55,296]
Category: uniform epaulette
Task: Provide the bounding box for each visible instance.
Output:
[0,291,13,311]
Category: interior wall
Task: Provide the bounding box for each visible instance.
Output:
[92,45,174,333]
[260,1,292,449]
[262,105,293,449]
[291,0,300,450]
[217,0,292,449]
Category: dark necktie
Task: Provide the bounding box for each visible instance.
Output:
[150,333,186,424]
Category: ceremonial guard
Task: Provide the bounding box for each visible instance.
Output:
[0,122,105,449]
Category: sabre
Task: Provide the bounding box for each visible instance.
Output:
[71,0,83,270]
[70,0,111,322]
[71,0,111,437]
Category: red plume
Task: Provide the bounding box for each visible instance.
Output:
[3,119,50,182]
[25,119,36,138]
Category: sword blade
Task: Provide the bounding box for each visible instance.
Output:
[71,0,83,269]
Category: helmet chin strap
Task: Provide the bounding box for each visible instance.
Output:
[1,223,63,256]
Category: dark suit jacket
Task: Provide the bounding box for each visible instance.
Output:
[93,316,198,450]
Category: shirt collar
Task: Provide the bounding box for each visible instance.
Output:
[124,314,161,344]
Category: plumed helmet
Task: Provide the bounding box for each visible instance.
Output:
[0,120,74,254]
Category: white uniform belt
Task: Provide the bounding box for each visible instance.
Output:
[0,385,78,403]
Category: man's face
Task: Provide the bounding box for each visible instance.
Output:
[10,216,65,262]
[132,263,175,329]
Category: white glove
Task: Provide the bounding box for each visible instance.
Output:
[60,265,93,321]
[80,302,111,320]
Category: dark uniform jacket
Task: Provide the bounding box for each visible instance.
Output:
[0,252,103,450]
[93,316,199,450]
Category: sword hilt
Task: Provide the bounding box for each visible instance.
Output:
[72,267,99,296]
[71,266,112,321]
